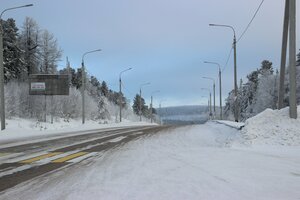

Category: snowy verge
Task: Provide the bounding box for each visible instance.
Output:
[213,120,245,130]
[0,117,157,144]
[2,124,299,200]
[241,107,300,146]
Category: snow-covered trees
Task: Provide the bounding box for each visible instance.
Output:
[1,18,23,82]
[253,63,278,114]
[1,16,138,123]
[224,60,279,121]
[132,94,150,118]
[39,30,62,74]
[18,17,40,78]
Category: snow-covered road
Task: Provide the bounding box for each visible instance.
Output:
[1,123,299,200]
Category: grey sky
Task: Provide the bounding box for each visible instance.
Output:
[1,0,299,107]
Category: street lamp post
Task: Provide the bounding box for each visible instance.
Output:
[139,82,150,121]
[204,61,222,119]
[0,4,33,130]
[119,67,132,123]
[82,49,101,124]
[289,0,297,118]
[201,95,210,118]
[202,77,215,117]
[159,100,165,125]
[201,88,212,119]
[210,23,238,122]
[150,90,160,123]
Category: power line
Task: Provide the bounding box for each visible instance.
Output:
[222,46,233,72]
[237,0,265,43]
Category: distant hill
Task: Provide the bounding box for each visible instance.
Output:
[156,105,210,125]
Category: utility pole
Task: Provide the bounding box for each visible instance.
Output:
[119,77,122,122]
[204,61,223,119]
[81,49,101,124]
[209,23,238,122]
[119,68,132,123]
[81,59,85,124]
[139,88,142,121]
[278,0,290,109]
[201,88,212,119]
[0,22,4,130]
[213,82,215,114]
[289,0,297,118]
[219,68,222,119]
[233,34,238,122]
[67,56,71,86]
[209,92,212,119]
[150,95,153,123]
[0,4,33,130]
[150,90,160,123]
[202,77,215,117]
[139,82,150,122]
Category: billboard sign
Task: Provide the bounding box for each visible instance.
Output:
[29,74,69,95]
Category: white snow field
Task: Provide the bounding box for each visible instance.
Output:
[1,119,299,200]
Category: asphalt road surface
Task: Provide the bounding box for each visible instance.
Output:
[0,125,170,192]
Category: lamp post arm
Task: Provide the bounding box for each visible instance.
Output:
[119,67,132,80]
[1,4,33,18]
[209,23,236,38]
[82,49,102,62]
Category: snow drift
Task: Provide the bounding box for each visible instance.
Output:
[241,107,300,146]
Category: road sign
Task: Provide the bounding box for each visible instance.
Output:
[31,82,46,91]
[29,74,69,95]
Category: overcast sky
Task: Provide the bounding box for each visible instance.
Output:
[2,0,300,107]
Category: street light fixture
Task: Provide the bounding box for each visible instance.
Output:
[209,23,238,122]
[139,82,150,121]
[201,88,212,118]
[81,49,101,124]
[0,4,33,130]
[150,90,160,123]
[204,61,223,119]
[119,67,132,123]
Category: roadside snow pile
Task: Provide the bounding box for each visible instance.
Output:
[241,107,300,146]
[0,117,155,144]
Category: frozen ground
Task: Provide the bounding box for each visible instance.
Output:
[1,121,299,200]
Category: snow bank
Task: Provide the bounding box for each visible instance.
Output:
[0,117,156,144]
[241,107,300,146]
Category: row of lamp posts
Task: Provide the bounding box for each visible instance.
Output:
[204,23,237,122]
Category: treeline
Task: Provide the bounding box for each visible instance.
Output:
[224,52,300,121]
[2,17,136,122]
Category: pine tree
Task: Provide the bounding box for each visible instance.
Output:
[100,81,108,97]
[259,60,274,76]
[132,94,149,116]
[1,18,23,82]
